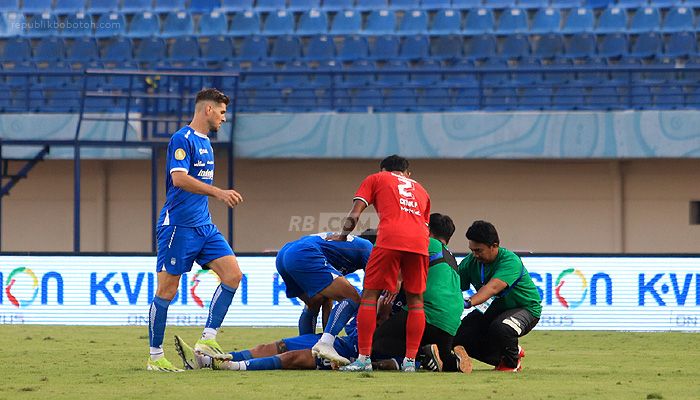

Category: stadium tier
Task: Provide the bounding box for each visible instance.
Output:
[1,1,700,111]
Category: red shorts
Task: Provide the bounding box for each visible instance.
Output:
[363,247,428,294]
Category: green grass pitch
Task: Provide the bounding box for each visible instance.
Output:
[0,326,698,400]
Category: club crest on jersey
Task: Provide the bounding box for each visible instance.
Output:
[174,148,186,160]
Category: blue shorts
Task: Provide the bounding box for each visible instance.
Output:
[156,224,234,275]
[281,334,359,370]
[276,241,342,299]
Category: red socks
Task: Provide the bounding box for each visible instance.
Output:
[405,304,425,359]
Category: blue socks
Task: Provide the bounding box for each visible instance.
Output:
[324,298,359,336]
[245,355,283,370]
[298,306,318,335]
[229,349,253,361]
[148,295,170,348]
[205,283,237,329]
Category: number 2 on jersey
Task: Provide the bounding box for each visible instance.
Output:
[397,176,415,199]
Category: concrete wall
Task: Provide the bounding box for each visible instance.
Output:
[2,158,699,254]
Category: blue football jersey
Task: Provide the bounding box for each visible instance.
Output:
[157,126,215,227]
[303,233,373,275]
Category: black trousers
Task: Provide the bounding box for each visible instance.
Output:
[371,309,454,367]
[452,307,539,368]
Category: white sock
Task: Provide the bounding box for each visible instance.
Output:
[150,347,164,361]
[223,361,244,371]
[319,333,335,345]
[201,328,217,340]
[197,354,212,369]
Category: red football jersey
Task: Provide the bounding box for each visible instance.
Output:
[353,171,430,255]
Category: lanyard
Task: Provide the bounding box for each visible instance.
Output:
[480,263,486,285]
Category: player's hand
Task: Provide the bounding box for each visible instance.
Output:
[217,189,243,208]
[379,290,397,306]
[325,233,347,242]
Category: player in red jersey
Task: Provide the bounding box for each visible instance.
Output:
[331,155,431,372]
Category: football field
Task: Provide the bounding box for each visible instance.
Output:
[0,326,698,400]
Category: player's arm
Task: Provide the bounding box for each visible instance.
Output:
[467,278,507,307]
[171,171,243,208]
[336,200,367,241]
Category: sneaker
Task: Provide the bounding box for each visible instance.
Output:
[174,335,204,370]
[452,345,473,374]
[146,357,184,372]
[402,357,416,372]
[420,344,443,372]
[339,357,373,372]
[194,338,226,358]
[312,341,350,366]
[494,358,522,372]
[211,358,240,371]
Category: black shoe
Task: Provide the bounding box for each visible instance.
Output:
[420,344,443,372]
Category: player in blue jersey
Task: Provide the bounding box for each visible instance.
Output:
[275,232,373,366]
[147,88,244,372]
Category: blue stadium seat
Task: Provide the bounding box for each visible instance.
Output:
[430,35,462,60]
[518,0,548,8]
[543,57,573,83]
[66,36,99,61]
[399,35,429,59]
[629,32,661,57]
[339,60,376,87]
[322,0,354,10]
[221,0,253,11]
[162,11,194,37]
[275,60,311,88]
[296,9,328,35]
[263,10,294,35]
[382,88,416,111]
[518,87,552,110]
[562,7,594,33]
[365,9,396,35]
[451,0,480,8]
[338,35,369,61]
[356,0,388,9]
[122,0,153,13]
[615,0,646,8]
[530,7,560,34]
[270,35,302,61]
[200,36,234,61]
[26,13,59,37]
[534,34,563,59]
[0,0,18,12]
[238,35,268,60]
[576,57,608,83]
[463,8,495,35]
[288,0,321,10]
[608,56,639,82]
[198,10,228,36]
[661,6,694,33]
[229,11,261,36]
[644,57,676,83]
[397,10,427,34]
[653,85,684,109]
[4,60,35,89]
[443,58,477,86]
[496,8,528,34]
[464,34,496,60]
[256,0,286,11]
[1,37,31,62]
[22,0,52,13]
[389,0,419,10]
[237,61,275,88]
[101,37,133,62]
[596,7,627,34]
[60,12,93,37]
[369,35,399,60]
[376,59,409,87]
[598,33,628,58]
[94,12,127,37]
[417,88,451,110]
[0,12,25,37]
[628,7,660,33]
[500,33,530,59]
[37,61,74,89]
[652,0,678,7]
[126,11,160,37]
[189,0,222,12]
[88,0,118,13]
[410,58,441,85]
[420,0,451,9]
[483,87,517,110]
[34,37,66,62]
[154,0,185,12]
[552,87,585,109]
[430,9,461,34]
[54,0,86,13]
[169,36,200,61]
[564,32,596,58]
[331,10,362,35]
[134,37,166,63]
[305,35,335,60]
[483,0,514,8]
[585,87,624,110]
[550,0,582,8]
[666,32,697,57]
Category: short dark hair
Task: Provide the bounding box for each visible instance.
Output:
[429,213,455,244]
[466,220,500,246]
[379,155,409,172]
[195,88,229,105]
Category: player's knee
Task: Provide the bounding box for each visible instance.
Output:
[155,285,178,300]
[222,268,243,287]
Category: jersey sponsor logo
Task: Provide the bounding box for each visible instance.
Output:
[194,160,205,167]
[197,169,214,180]
[206,160,214,165]
[199,148,209,155]
[174,148,186,160]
